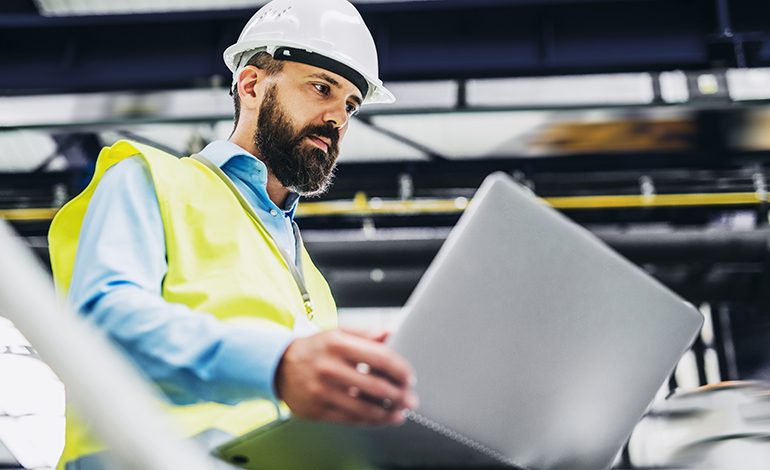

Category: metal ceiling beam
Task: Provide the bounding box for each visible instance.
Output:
[356,116,449,161]
[304,227,770,266]
[306,227,770,307]
[1,0,768,96]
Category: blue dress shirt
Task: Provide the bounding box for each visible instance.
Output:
[68,140,301,405]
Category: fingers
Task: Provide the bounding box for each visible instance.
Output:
[340,327,391,343]
[317,356,415,411]
[276,328,418,427]
[328,333,415,387]
[314,401,404,426]
[318,385,406,426]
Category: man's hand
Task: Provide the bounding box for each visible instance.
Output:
[275,328,418,426]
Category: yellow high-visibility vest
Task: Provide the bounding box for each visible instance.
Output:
[48,140,337,468]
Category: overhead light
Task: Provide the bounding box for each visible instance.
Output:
[659,71,689,104]
[697,74,720,96]
[372,111,551,159]
[34,0,264,15]
[33,0,427,16]
[467,73,655,108]
[366,81,458,112]
[727,68,770,101]
[0,131,58,172]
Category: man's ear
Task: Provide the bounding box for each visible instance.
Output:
[237,65,264,110]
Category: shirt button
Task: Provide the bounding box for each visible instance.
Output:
[270,209,278,216]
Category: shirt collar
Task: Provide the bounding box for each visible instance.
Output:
[198,140,300,214]
[199,140,258,171]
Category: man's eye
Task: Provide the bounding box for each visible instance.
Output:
[314,83,330,95]
[346,103,360,116]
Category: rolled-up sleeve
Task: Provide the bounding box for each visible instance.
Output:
[68,156,292,405]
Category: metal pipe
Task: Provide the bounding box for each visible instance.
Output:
[714,0,747,68]
[716,304,740,380]
[594,228,770,263]
[715,0,733,37]
[0,221,219,470]
[322,265,763,307]
[305,228,770,266]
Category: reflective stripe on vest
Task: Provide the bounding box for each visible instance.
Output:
[48,140,337,468]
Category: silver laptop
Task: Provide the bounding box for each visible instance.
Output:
[216,172,703,469]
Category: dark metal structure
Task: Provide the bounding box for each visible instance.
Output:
[0,0,769,95]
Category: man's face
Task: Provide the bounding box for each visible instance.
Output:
[253,62,363,197]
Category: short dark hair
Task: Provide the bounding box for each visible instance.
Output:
[232,51,285,126]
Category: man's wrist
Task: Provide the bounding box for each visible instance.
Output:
[273,337,297,401]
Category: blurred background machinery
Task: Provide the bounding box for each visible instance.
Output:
[2,0,770,468]
[630,381,770,469]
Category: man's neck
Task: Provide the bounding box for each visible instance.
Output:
[265,174,292,209]
[227,135,291,208]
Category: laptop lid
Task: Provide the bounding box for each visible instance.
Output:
[387,172,703,469]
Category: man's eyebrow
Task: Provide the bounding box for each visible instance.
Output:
[309,72,340,88]
[309,73,363,106]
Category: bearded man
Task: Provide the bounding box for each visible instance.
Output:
[48,1,417,468]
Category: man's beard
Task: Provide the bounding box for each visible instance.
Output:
[254,84,340,197]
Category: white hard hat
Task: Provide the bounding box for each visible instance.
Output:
[224,0,395,105]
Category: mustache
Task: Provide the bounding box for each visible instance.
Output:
[297,123,339,150]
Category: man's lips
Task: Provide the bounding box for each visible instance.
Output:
[307,135,330,152]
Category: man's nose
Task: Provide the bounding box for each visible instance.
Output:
[322,101,349,130]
